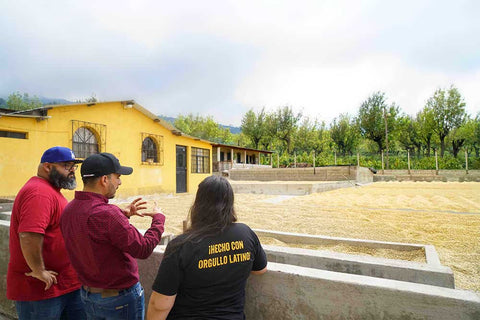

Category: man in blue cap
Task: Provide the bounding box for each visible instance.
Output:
[7,146,86,319]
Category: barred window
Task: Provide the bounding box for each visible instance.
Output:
[71,120,106,159]
[73,127,99,158]
[191,147,210,173]
[142,137,157,162]
[141,133,164,165]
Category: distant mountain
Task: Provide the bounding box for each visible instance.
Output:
[0,95,74,106]
[39,97,74,105]
[222,125,241,134]
[159,115,241,135]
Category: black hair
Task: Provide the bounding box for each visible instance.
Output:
[82,175,102,187]
[164,175,237,257]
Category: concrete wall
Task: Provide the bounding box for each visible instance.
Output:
[0,221,15,319]
[229,166,373,183]
[245,263,480,320]
[264,245,454,288]
[231,181,355,195]
[1,221,479,319]
[374,170,480,182]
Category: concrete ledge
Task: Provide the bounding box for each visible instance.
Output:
[231,181,355,195]
[264,245,454,288]
[1,222,477,319]
[254,229,428,251]
[245,262,480,320]
[0,221,15,319]
[0,212,11,222]
[0,203,13,212]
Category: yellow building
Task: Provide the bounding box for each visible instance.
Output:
[0,100,212,199]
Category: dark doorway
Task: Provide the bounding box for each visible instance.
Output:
[176,145,187,193]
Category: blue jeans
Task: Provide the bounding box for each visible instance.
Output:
[15,289,86,320]
[80,282,145,320]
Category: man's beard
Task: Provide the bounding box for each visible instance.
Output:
[49,166,77,190]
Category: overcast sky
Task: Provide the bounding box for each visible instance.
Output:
[1,0,479,126]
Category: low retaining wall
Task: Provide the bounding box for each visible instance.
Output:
[229,166,373,184]
[374,170,480,182]
[264,245,454,288]
[231,181,355,195]
[245,263,480,320]
[1,222,479,319]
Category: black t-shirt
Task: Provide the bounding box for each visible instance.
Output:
[152,223,267,320]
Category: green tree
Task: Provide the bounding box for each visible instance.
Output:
[472,114,480,157]
[174,113,230,143]
[330,114,359,156]
[449,117,477,157]
[427,85,467,156]
[416,106,437,156]
[240,108,266,149]
[6,92,42,111]
[312,121,331,156]
[260,112,278,150]
[396,115,422,155]
[357,92,399,152]
[274,106,302,153]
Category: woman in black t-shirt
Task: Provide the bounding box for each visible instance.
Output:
[147,175,267,320]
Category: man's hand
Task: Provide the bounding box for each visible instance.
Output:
[25,269,58,290]
[142,202,165,219]
[122,197,148,218]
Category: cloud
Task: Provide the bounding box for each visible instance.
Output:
[0,0,479,126]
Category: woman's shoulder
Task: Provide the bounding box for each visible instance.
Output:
[228,222,255,234]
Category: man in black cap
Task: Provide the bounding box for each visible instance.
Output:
[7,146,86,319]
[60,152,165,320]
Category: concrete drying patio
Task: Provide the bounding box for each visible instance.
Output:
[1,218,479,319]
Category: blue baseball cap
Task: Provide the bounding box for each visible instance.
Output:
[41,146,83,163]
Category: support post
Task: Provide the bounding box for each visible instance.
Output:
[277,153,279,168]
[382,150,385,174]
[294,152,296,168]
[357,152,360,167]
[407,150,411,174]
[465,149,469,174]
[313,151,316,174]
[334,151,337,166]
[435,150,439,175]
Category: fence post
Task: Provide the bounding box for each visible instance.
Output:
[382,150,385,174]
[357,152,360,167]
[435,150,439,175]
[334,151,337,166]
[277,153,279,168]
[407,150,411,174]
[313,151,316,174]
[294,152,296,168]
[465,149,469,174]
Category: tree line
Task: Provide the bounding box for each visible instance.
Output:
[3,87,479,168]
[175,85,479,160]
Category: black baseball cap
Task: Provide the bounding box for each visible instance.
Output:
[81,153,133,178]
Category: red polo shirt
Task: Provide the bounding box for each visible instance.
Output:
[7,177,81,301]
[60,191,165,289]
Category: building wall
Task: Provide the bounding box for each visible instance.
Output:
[0,102,212,198]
